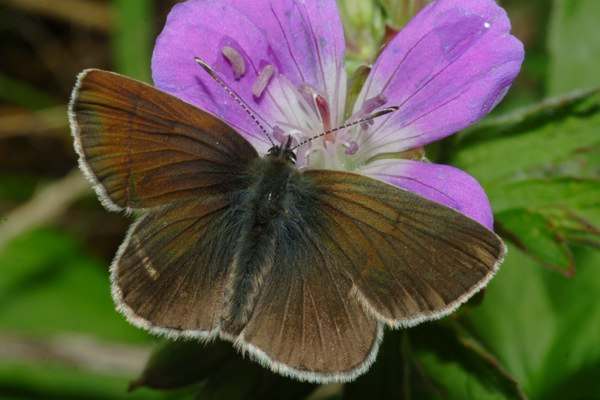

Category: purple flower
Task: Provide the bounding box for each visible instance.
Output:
[152,0,524,230]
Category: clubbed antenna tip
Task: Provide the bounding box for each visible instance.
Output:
[194,57,218,79]
[370,106,399,118]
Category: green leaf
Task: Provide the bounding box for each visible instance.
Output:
[535,247,600,399]
[451,108,600,186]
[548,0,600,94]
[343,331,408,399]
[345,65,371,118]
[551,208,600,248]
[0,361,190,400]
[448,90,600,273]
[0,228,149,343]
[338,0,386,65]
[344,327,525,400]
[0,229,169,398]
[0,73,58,110]
[198,358,315,400]
[455,87,600,148]
[487,178,599,217]
[197,358,316,400]
[410,324,527,400]
[134,340,316,399]
[467,244,600,399]
[539,362,600,400]
[0,174,38,203]
[131,341,236,391]
[496,209,574,276]
[490,178,599,273]
[376,0,428,28]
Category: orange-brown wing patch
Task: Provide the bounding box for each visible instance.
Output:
[69,69,257,211]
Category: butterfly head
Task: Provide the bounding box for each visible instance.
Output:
[267,135,297,164]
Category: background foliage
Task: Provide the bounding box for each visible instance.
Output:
[0,0,598,399]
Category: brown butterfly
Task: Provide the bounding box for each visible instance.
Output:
[69,68,505,383]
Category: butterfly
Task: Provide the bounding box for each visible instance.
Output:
[69,67,505,383]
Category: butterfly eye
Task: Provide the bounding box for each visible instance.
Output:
[289,151,297,164]
[267,146,280,157]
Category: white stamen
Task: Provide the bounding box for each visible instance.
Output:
[253,65,275,98]
[484,22,491,29]
[222,46,246,80]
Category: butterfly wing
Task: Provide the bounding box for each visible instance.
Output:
[113,196,241,337]
[236,219,383,382]
[70,69,258,336]
[70,69,504,380]
[234,169,503,382]
[305,170,505,327]
[69,69,257,212]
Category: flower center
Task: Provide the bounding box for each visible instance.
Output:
[264,78,392,170]
[217,46,388,171]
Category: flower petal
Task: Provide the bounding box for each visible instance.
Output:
[354,0,524,160]
[360,159,494,229]
[152,0,346,153]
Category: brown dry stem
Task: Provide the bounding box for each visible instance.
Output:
[1,0,112,32]
[0,169,90,249]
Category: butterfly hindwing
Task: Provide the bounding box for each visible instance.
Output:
[69,69,257,211]
[234,205,382,381]
[113,195,240,337]
[304,170,505,327]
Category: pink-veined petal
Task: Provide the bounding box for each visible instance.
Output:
[360,159,494,230]
[151,0,346,153]
[354,0,524,160]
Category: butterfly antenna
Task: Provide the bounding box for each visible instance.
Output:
[291,106,399,150]
[194,57,274,146]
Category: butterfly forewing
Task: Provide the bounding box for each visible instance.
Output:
[304,170,505,327]
[69,69,257,211]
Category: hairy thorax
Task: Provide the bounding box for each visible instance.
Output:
[220,156,315,334]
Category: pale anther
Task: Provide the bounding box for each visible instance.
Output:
[222,46,246,80]
[253,65,275,98]
[343,141,359,155]
[361,94,387,115]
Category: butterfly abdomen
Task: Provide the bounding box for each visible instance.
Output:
[220,157,307,335]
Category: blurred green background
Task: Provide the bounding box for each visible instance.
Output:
[0,0,599,399]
